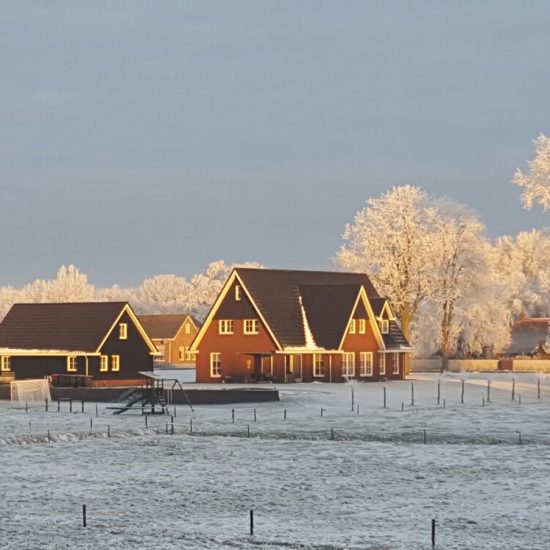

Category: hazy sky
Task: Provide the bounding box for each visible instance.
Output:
[1,1,549,287]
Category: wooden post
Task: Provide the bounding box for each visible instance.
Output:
[512,378,516,401]
[45,398,48,412]
[283,409,287,421]
[437,381,440,405]
[423,429,427,444]
[83,505,87,528]
[47,430,51,443]
[538,378,541,400]
[107,425,111,438]
[330,427,334,440]
[171,416,174,435]
[351,387,355,412]
[461,379,465,404]
[431,519,435,548]
[95,403,99,417]
[247,425,250,438]
[356,405,360,416]
[25,401,28,413]
[57,400,60,412]
[189,419,193,433]
[250,509,254,536]
[254,408,257,422]
[69,399,73,413]
[232,409,235,423]
[487,379,491,402]
[411,382,415,406]
[145,415,148,429]
[383,387,387,409]
[89,418,93,431]
[518,432,522,445]
[401,402,404,412]
[320,408,325,417]
[81,400,85,413]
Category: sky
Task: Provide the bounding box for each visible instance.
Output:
[1,1,549,287]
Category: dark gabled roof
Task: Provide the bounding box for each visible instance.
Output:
[382,320,411,350]
[299,284,362,350]
[138,314,198,340]
[507,318,550,356]
[235,268,380,349]
[0,302,127,352]
[370,298,387,317]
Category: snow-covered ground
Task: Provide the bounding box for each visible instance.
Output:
[2,372,550,549]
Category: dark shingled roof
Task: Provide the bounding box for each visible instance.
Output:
[299,284,362,349]
[0,302,127,352]
[382,321,411,350]
[138,314,199,339]
[236,268,380,349]
[507,318,550,356]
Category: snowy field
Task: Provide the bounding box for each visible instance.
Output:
[2,372,550,549]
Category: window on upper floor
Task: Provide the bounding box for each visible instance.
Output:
[359,319,366,334]
[219,320,234,334]
[380,320,389,334]
[349,319,356,334]
[111,355,120,372]
[184,323,191,335]
[119,323,128,340]
[244,319,259,335]
[235,285,241,301]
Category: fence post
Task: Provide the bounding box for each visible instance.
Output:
[57,400,60,413]
[283,409,287,421]
[437,381,440,405]
[538,378,541,400]
[423,429,427,444]
[401,402,404,412]
[82,505,87,528]
[232,409,235,423]
[171,416,174,435]
[512,378,516,401]
[25,401,28,413]
[330,427,334,440]
[431,519,435,548]
[443,399,446,409]
[383,387,387,409]
[89,418,93,432]
[81,400,85,413]
[247,425,250,438]
[107,425,111,438]
[189,418,193,433]
[411,382,415,406]
[95,403,99,417]
[482,397,485,407]
[47,430,51,443]
[254,408,257,422]
[487,379,491,402]
[356,405,360,416]
[461,379,465,404]
[45,398,48,412]
[250,509,254,536]
[69,399,73,413]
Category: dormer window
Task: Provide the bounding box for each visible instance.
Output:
[184,323,191,335]
[359,319,366,334]
[235,285,241,301]
[380,320,389,334]
[349,319,356,334]
[119,323,128,340]
[219,319,234,334]
[67,356,78,372]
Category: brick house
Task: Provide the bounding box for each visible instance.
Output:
[190,268,412,383]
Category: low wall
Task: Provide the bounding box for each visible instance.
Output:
[412,359,499,372]
[510,360,550,372]
[0,385,279,405]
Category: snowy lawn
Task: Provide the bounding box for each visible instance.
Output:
[2,372,550,549]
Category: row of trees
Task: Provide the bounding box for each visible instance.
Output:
[0,133,547,361]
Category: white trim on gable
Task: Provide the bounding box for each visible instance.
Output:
[190,270,283,352]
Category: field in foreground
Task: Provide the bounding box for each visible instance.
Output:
[2,372,550,549]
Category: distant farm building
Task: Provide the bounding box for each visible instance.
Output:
[0,302,157,386]
[191,268,412,383]
[506,317,550,359]
[138,314,200,366]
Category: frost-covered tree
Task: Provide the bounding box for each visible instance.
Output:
[513,133,550,211]
[336,185,436,340]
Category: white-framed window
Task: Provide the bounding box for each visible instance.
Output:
[67,356,78,372]
[184,323,191,335]
[393,352,400,374]
[359,352,373,376]
[1,356,11,372]
[244,319,259,335]
[111,355,120,372]
[235,285,241,301]
[342,352,355,377]
[100,355,109,372]
[349,319,356,334]
[210,352,222,377]
[313,354,325,377]
[359,319,366,334]
[185,349,194,361]
[380,320,389,334]
[179,347,184,361]
[119,323,128,340]
[219,319,234,334]
[379,353,386,375]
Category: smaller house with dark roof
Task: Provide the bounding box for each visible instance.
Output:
[0,302,158,386]
[190,268,412,383]
[138,314,200,365]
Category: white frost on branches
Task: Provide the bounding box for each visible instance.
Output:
[513,133,550,211]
